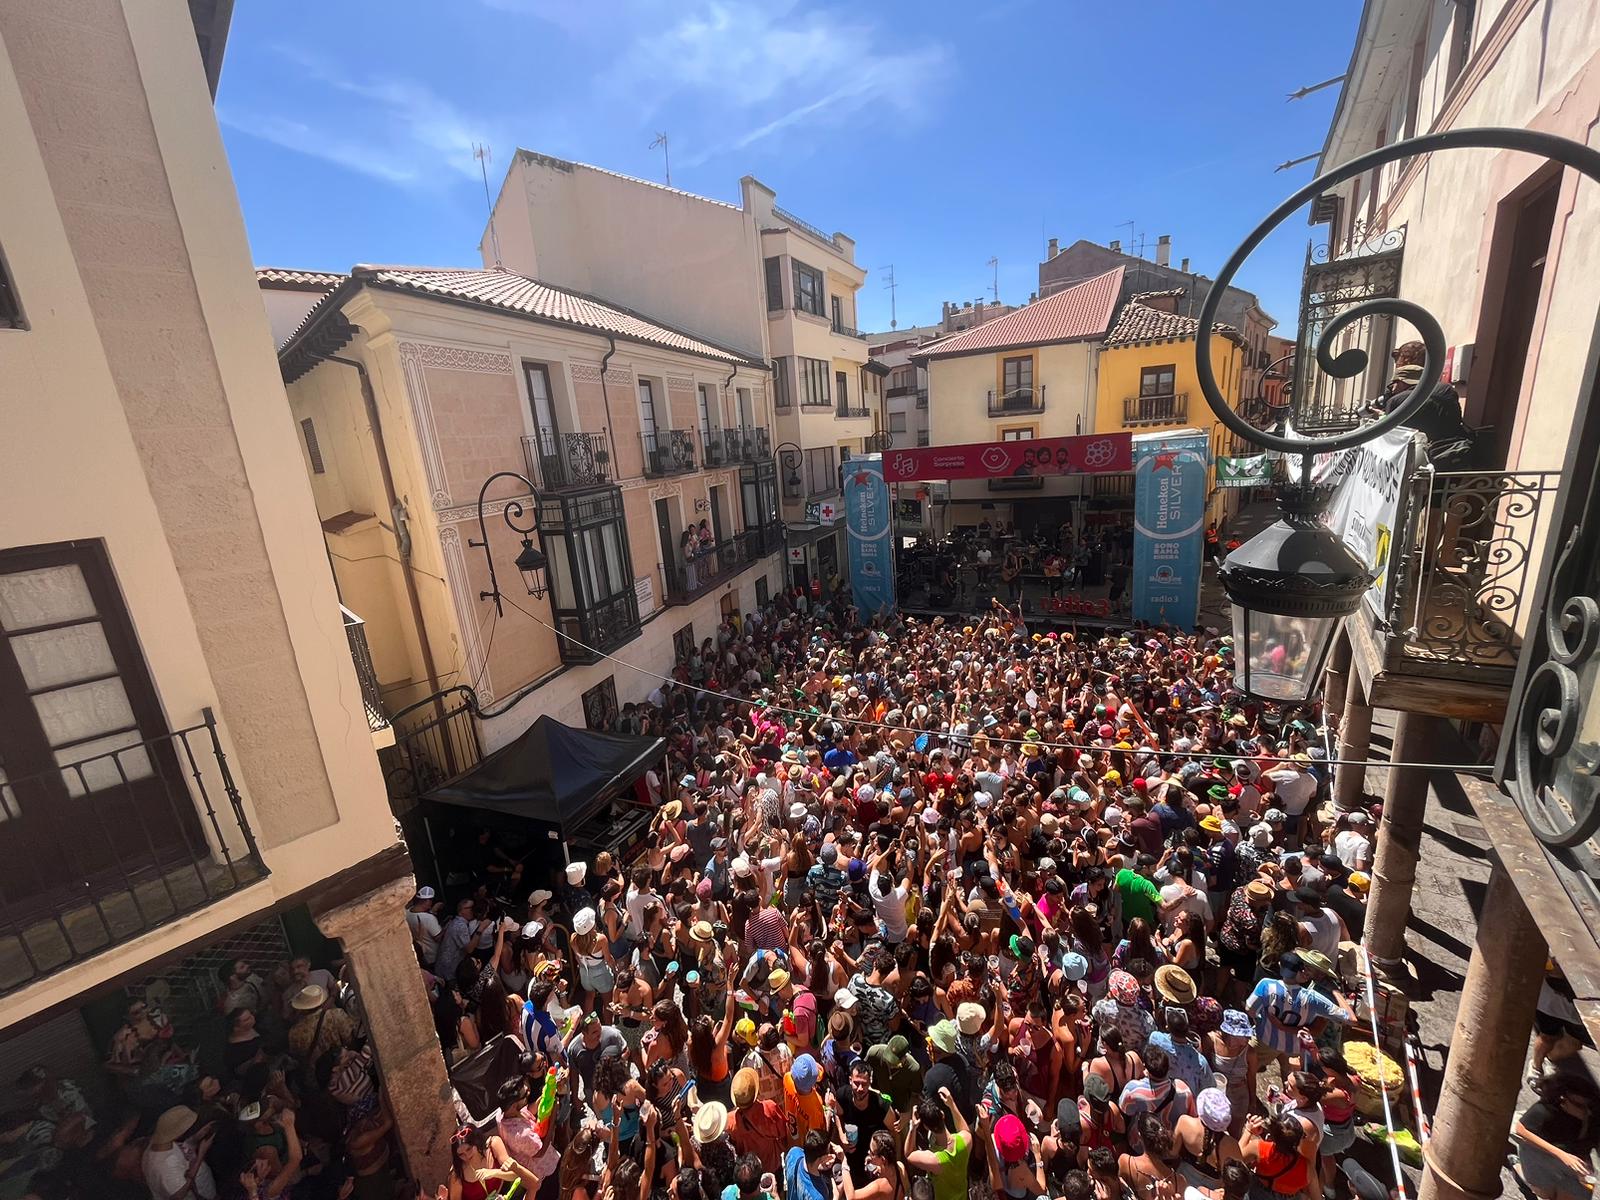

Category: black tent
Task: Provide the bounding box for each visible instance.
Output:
[425,715,663,850]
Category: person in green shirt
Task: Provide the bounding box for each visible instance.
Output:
[866,1034,924,1111]
[906,1086,972,1200]
[1115,855,1164,928]
[1115,852,1201,933]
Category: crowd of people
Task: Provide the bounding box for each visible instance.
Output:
[896,520,1136,613]
[398,579,1446,1200]
[8,951,382,1200]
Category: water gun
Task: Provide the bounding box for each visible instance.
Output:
[532,1067,562,1140]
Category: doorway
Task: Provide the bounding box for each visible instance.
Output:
[709,485,727,545]
[1477,171,1560,469]
[654,498,678,587]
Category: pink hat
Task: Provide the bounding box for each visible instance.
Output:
[695,878,712,898]
[1108,969,1140,1007]
[994,1113,1028,1163]
[1099,724,1115,739]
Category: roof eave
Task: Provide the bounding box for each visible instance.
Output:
[359,276,766,371]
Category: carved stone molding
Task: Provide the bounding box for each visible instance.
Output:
[435,493,537,527]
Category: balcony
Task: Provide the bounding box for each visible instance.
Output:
[915,388,929,409]
[706,425,771,467]
[522,427,612,490]
[836,405,871,419]
[886,382,918,398]
[342,606,393,748]
[660,528,780,604]
[0,711,268,995]
[831,319,868,340]
[989,475,1045,491]
[641,428,697,477]
[1123,393,1189,427]
[1346,467,1561,721]
[987,386,1046,416]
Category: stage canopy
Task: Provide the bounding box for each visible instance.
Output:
[425,715,663,833]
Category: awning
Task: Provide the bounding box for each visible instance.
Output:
[424,715,663,833]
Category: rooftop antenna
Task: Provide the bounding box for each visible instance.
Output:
[1287,74,1345,101]
[1116,219,1134,252]
[986,256,999,303]
[649,132,671,186]
[881,264,898,329]
[1274,152,1320,172]
[474,143,501,267]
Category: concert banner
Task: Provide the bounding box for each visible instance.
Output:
[881,432,1132,482]
[1131,430,1209,629]
[843,457,896,618]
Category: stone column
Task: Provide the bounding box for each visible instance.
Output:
[1324,629,1352,725]
[1363,712,1444,967]
[319,873,453,1186]
[1418,863,1547,1200]
[1333,666,1373,813]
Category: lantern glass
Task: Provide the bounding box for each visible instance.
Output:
[1232,603,1340,703]
[515,538,548,598]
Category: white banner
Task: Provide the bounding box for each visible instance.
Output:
[1284,422,1420,615]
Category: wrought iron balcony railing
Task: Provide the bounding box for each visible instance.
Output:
[1380,468,1562,682]
[915,388,928,409]
[886,382,918,398]
[521,428,612,490]
[713,425,771,465]
[1123,393,1189,427]
[831,319,868,340]
[836,405,871,419]
[988,475,1045,491]
[342,606,389,736]
[700,428,730,468]
[661,529,774,604]
[987,386,1045,416]
[0,710,267,995]
[641,429,697,477]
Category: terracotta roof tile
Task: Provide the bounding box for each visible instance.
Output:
[353,266,764,367]
[255,267,345,291]
[916,267,1124,360]
[1104,299,1242,349]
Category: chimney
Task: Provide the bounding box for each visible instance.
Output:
[1029,292,1037,302]
[1156,234,1171,267]
[1180,257,1190,273]
[1110,239,1121,254]
[1047,237,1059,259]
[942,301,950,321]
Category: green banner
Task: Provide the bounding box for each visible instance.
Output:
[1216,454,1271,488]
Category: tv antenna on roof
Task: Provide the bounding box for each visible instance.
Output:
[474,143,501,267]
[986,256,999,303]
[650,132,671,186]
[882,264,898,329]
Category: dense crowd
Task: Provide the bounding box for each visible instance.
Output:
[395,577,1448,1200]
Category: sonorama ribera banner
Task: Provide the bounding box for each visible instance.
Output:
[1282,422,1419,615]
[843,457,896,618]
[1132,431,1209,629]
[882,432,1132,482]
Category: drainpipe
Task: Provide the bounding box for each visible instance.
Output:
[599,335,620,472]
[723,362,739,431]
[325,350,451,742]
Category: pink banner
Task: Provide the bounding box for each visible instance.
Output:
[881,432,1133,482]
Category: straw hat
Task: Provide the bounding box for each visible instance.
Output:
[290,984,327,1012]
[1154,964,1197,1005]
[692,1101,728,1143]
[153,1106,198,1144]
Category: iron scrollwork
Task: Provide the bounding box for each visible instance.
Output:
[1195,126,1600,862]
[469,470,540,617]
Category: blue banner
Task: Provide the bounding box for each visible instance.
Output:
[843,457,896,619]
[1132,431,1209,629]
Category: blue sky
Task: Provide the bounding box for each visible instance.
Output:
[219,0,1360,338]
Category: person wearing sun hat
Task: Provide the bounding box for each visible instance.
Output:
[727,1064,787,1176]
[783,1053,827,1141]
[1171,1086,1241,1183]
[1093,969,1154,1053]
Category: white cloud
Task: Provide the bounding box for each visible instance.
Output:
[607,1,950,165]
[220,49,494,189]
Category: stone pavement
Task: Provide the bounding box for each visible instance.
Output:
[1350,710,1600,1197]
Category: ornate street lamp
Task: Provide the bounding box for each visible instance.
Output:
[775,441,802,493]
[1196,127,1600,702]
[470,470,547,616]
